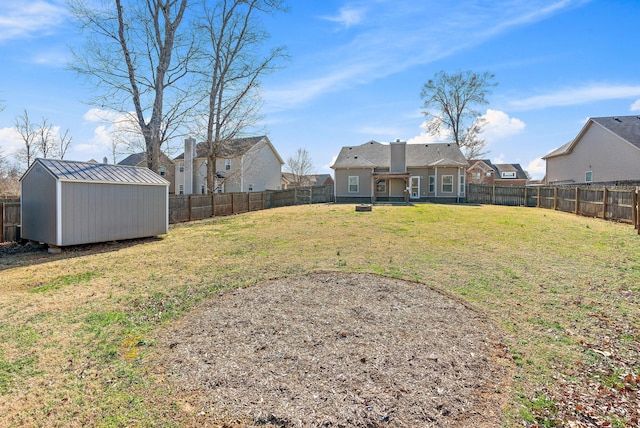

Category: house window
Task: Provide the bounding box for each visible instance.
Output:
[472,172,481,180]
[248,184,253,191]
[585,171,593,183]
[348,176,359,193]
[201,185,205,194]
[501,171,516,178]
[179,162,184,172]
[225,159,231,170]
[376,180,386,193]
[459,174,465,195]
[428,175,435,193]
[159,166,166,176]
[442,175,453,193]
[179,184,184,195]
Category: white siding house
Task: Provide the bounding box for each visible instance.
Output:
[175,136,284,194]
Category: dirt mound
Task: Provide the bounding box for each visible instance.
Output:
[158,272,511,427]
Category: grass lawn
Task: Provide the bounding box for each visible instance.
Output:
[0,203,638,427]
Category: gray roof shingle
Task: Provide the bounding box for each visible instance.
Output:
[331,140,467,169]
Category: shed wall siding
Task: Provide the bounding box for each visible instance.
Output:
[60,182,167,246]
[20,162,57,244]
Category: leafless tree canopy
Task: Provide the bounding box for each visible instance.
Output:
[14,110,38,168]
[68,0,194,172]
[420,70,496,159]
[286,148,313,185]
[198,0,288,193]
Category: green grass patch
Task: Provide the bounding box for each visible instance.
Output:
[29,271,102,293]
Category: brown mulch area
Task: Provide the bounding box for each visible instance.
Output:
[157,272,512,427]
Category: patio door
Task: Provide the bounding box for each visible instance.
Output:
[410,176,420,199]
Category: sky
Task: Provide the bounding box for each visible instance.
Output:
[1,0,640,180]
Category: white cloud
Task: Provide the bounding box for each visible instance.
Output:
[631,99,640,111]
[407,119,450,145]
[83,108,123,123]
[0,127,24,156]
[480,109,526,143]
[526,158,546,180]
[0,1,67,42]
[510,84,640,111]
[321,6,366,28]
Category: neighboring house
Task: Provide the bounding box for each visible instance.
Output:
[174,136,283,195]
[331,139,468,203]
[543,116,640,185]
[281,172,334,189]
[118,152,176,194]
[467,160,528,186]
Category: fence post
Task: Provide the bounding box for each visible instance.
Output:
[574,187,580,215]
[188,195,193,222]
[553,187,558,210]
[537,187,541,208]
[0,203,4,243]
[211,193,215,217]
[492,185,496,205]
[261,191,265,210]
[602,187,608,220]
[632,189,637,230]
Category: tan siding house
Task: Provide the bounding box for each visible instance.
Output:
[543,116,640,184]
[331,139,468,203]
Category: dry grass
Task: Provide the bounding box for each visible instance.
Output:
[0,203,639,427]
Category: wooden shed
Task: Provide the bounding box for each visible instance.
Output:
[20,159,169,247]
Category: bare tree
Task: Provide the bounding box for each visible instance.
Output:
[68,0,194,173]
[14,110,38,168]
[36,117,56,159]
[198,0,287,193]
[286,148,313,186]
[57,128,73,160]
[420,70,496,159]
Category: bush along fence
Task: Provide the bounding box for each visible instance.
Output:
[169,185,334,224]
[467,184,640,233]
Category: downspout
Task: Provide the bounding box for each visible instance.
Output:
[240,155,244,192]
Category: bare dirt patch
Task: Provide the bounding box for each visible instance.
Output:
[157,272,512,427]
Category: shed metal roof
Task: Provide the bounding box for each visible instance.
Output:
[24,159,169,186]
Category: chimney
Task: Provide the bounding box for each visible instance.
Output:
[390,139,406,173]
[184,137,196,195]
[102,157,108,164]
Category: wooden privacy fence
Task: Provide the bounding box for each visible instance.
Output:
[467,184,640,233]
[169,185,334,224]
[1,200,21,242]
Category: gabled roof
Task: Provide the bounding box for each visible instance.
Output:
[493,163,528,179]
[22,158,168,186]
[468,159,495,172]
[175,136,283,164]
[543,116,640,159]
[118,153,147,166]
[331,140,467,169]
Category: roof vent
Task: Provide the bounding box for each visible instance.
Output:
[425,144,428,147]
[395,138,401,142]
[447,143,450,146]
[614,117,622,122]
[354,156,358,159]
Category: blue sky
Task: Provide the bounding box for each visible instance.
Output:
[1,0,640,179]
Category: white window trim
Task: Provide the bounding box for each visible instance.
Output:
[410,176,420,199]
[459,170,465,196]
[376,179,386,193]
[428,175,435,193]
[442,175,453,193]
[348,176,359,193]
[585,170,593,183]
